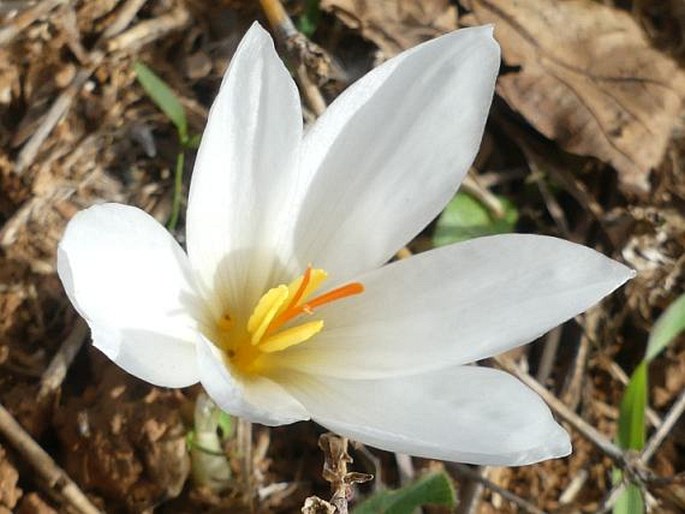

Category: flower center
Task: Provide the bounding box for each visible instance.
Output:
[215,266,364,376]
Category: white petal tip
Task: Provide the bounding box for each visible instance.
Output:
[245,20,270,39]
[499,423,572,467]
[606,259,637,289]
[549,425,573,459]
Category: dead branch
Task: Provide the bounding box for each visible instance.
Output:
[259,0,327,116]
[0,0,67,46]
[494,355,628,465]
[14,1,189,175]
[38,319,88,400]
[0,402,102,514]
[597,387,685,512]
[449,463,546,514]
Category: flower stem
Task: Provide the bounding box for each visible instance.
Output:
[190,392,231,492]
[237,417,254,507]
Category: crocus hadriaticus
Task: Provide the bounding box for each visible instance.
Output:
[58,23,633,465]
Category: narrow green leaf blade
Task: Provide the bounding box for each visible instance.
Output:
[187,132,202,149]
[433,192,518,246]
[617,361,648,450]
[613,479,644,514]
[645,293,685,362]
[353,472,456,514]
[134,61,188,141]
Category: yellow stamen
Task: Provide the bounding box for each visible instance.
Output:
[269,267,327,335]
[280,267,328,315]
[247,285,289,344]
[220,267,365,377]
[258,320,324,353]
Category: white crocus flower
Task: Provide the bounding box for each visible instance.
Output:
[57,23,633,466]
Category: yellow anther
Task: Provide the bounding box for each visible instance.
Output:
[247,285,289,344]
[278,268,328,316]
[222,267,364,377]
[258,320,324,353]
[295,268,328,302]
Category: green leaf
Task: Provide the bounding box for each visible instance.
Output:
[432,192,518,246]
[353,472,456,514]
[613,473,644,514]
[617,293,685,453]
[134,61,188,142]
[618,361,648,451]
[613,294,684,513]
[297,0,321,37]
[187,133,202,149]
[645,293,685,362]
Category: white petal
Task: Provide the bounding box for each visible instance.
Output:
[186,22,303,320]
[279,366,571,465]
[278,234,634,378]
[57,203,204,387]
[293,26,500,281]
[196,335,310,426]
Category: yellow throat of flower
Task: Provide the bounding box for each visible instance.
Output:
[215,267,364,376]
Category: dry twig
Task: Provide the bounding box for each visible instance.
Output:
[259,0,327,116]
[597,387,685,512]
[38,319,88,400]
[494,355,627,465]
[0,0,67,46]
[449,464,546,514]
[14,0,189,174]
[307,434,373,514]
[455,465,488,514]
[0,402,102,514]
[461,171,506,218]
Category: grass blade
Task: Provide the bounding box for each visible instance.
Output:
[353,472,455,514]
[617,361,647,451]
[645,293,685,362]
[134,61,188,143]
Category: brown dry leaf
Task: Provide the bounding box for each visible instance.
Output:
[322,0,457,56]
[462,0,685,193]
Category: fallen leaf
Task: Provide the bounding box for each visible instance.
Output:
[321,0,457,57]
[462,0,685,193]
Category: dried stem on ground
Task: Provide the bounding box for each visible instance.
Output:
[303,434,373,514]
[14,0,189,174]
[449,463,546,514]
[455,465,487,514]
[259,0,328,116]
[461,171,506,219]
[597,388,685,512]
[494,356,628,465]
[38,319,88,401]
[0,0,67,46]
[0,402,102,514]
